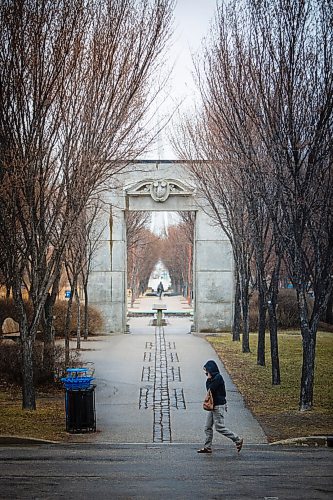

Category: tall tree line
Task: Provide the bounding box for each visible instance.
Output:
[0,0,174,410]
[175,0,333,410]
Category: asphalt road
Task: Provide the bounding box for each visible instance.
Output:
[0,443,332,499]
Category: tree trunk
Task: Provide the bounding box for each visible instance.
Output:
[298,289,317,410]
[240,272,250,353]
[42,270,60,382]
[12,285,36,410]
[173,278,178,294]
[232,268,241,341]
[130,287,135,307]
[241,297,250,353]
[267,299,280,385]
[75,288,81,350]
[257,283,266,366]
[130,262,137,308]
[83,284,89,340]
[299,328,316,411]
[267,256,281,384]
[64,283,75,367]
[325,288,333,324]
[42,296,56,382]
[21,333,36,410]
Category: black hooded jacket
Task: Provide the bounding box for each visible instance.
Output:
[204,360,226,406]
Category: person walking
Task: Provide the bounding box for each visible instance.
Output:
[157,281,164,300]
[197,359,243,454]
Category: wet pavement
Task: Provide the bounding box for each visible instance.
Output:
[0,443,332,499]
[74,295,267,446]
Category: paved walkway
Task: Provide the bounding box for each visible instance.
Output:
[74,295,267,446]
[128,294,193,314]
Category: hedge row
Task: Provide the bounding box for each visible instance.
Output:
[0,342,81,384]
[0,299,103,337]
[0,289,309,336]
[249,288,309,330]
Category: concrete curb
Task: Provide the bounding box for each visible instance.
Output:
[0,436,59,445]
[1,435,332,447]
[270,435,333,447]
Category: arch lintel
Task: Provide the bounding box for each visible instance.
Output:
[125,178,196,201]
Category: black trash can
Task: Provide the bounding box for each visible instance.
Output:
[65,386,96,433]
[61,367,96,433]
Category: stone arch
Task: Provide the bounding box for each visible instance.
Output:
[88,161,234,333]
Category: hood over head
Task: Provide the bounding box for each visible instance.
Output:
[204,360,220,376]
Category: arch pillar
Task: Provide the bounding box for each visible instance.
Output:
[88,204,127,333]
[194,210,234,332]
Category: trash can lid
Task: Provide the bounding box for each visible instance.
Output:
[66,368,89,375]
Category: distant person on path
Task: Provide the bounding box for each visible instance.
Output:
[157,281,164,300]
[198,359,243,454]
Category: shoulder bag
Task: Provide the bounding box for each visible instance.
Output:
[203,389,214,411]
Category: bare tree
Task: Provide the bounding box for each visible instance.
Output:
[177,211,195,245]
[59,201,105,363]
[126,211,152,253]
[174,131,254,351]
[160,223,194,298]
[63,212,87,363]
[177,211,195,301]
[135,232,162,295]
[126,211,152,306]
[80,202,106,341]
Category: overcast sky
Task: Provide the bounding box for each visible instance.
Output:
[147,0,217,160]
[149,1,217,233]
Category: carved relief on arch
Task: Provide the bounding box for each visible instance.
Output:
[150,180,170,202]
[125,178,195,203]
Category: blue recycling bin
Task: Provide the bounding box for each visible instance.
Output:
[61,368,96,433]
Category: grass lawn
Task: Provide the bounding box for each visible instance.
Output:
[0,384,68,442]
[207,331,333,442]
